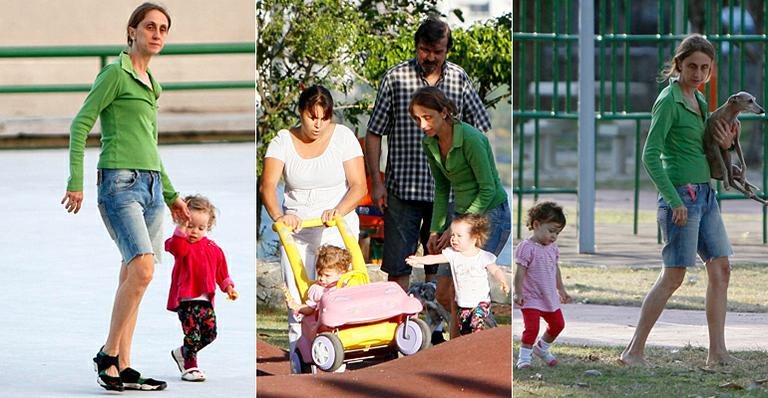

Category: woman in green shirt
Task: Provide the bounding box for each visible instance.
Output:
[61,3,189,391]
[620,34,737,367]
[409,86,510,337]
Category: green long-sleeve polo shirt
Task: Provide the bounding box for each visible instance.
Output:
[642,80,710,209]
[423,121,508,233]
[67,51,178,205]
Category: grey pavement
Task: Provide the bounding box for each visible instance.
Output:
[1,143,254,397]
[0,112,254,138]
[513,189,768,351]
[513,303,768,351]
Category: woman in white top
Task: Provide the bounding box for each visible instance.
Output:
[260,85,366,369]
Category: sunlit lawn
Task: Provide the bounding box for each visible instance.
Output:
[514,342,768,398]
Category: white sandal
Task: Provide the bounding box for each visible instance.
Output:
[181,368,206,382]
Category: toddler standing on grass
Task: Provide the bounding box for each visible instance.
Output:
[406,213,509,335]
[514,201,570,369]
[165,195,238,382]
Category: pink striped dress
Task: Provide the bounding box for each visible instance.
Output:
[514,239,561,312]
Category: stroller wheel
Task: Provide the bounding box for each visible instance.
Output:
[312,333,344,372]
[396,317,431,355]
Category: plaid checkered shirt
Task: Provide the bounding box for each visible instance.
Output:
[367,58,491,202]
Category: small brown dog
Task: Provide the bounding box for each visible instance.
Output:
[703,91,767,205]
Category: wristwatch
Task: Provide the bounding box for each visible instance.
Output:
[513,293,521,302]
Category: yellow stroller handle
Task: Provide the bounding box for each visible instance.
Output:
[273,215,369,303]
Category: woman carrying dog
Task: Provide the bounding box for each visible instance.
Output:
[620,34,738,367]
[61,3,190,391]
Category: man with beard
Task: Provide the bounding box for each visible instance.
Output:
[365,17,491,342]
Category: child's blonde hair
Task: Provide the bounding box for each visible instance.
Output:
[184,194,217,230]
[315,245,351,274]
[451,213,490,248]
[526,201,566,230]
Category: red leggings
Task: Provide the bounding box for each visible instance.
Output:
[520,308,565,346]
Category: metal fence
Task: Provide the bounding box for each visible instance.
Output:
[513,0,768,243]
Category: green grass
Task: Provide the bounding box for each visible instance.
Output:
[514,342,768,397]
[257,303,511,352]
[256,306,289,350]
[560,264,768,313]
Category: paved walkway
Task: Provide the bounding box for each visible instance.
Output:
[513,303,768,351]
[513,189,768,350]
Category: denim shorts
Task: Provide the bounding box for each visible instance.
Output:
[438,200,512,277]
[97,169,165,264]
[657,183,733,267]
[381,192,436,277]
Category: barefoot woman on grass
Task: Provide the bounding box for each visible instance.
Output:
[620,34,738,367]
[62,3,190,391]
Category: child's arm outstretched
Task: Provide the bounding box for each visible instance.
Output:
[513,263,526,305]
[485,263,510,294]
[405,253,448,266]
[555,265,571,304]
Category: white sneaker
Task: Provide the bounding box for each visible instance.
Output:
[171,347,185,373]
[533,344,558,366]
[181,368,206,382]
[516,355,532,369]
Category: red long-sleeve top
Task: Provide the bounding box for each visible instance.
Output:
[165,228,235,311]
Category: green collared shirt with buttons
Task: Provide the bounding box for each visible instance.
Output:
[642,80,711,209]
[67,51,178,205]
[422,121,508,233]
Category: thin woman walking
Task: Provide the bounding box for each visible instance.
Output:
[61,2,190,391]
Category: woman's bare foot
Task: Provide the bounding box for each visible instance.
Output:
[706,353,742,367]
[618,352,649,367]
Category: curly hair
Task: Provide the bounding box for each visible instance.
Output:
[184,194,217,230]
[315,245,351,274]
[451,213,490,248]
[526,201,566,231]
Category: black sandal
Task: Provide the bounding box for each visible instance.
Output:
[120,367,167,391]
[93,347,123,391]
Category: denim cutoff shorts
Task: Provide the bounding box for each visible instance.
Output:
[438,200,512,277]
[97,169,165,264]
[657,183,733,267]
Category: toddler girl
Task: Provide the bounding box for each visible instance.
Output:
[165,195,238,382]
[514,201,570,369]
[406,213,509,335]
[285,245,351,316]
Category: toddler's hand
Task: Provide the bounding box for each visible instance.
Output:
[499,281,510,294]
[227,288,239,301]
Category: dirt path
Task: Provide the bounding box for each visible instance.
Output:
[257,326,511,398]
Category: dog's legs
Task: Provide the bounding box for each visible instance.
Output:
[714,147,731,190]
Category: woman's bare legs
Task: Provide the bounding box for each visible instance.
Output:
[619,267,686,366]
[705,256,733,365]
[101,254,155,377]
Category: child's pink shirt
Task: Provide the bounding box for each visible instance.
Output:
[305,283,336,309]
[165,228,235,311]
[515,238,561,312]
